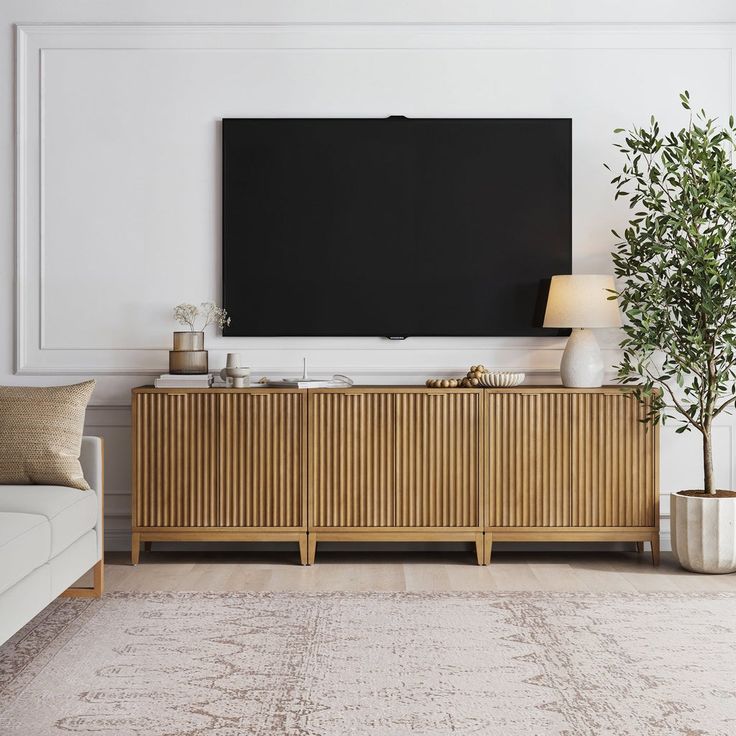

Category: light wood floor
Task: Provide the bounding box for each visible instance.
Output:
[99,549,736,593]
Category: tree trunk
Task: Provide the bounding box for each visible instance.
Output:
[703,425,715,495]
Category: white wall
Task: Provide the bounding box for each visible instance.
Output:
[3,1,736,551]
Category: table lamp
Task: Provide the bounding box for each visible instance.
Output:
[543,274,621,387]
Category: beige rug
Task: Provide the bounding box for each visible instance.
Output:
[1,591,736,735]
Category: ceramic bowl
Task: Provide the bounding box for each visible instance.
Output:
[478,371,525,388]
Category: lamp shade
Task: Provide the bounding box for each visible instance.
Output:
[543,274,621,329]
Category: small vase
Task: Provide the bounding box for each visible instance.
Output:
[173,331,204,351]
[169,331,208,375]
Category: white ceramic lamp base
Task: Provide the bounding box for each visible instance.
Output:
[560,328,604,387]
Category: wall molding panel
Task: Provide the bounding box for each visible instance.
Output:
[20,21,736,552]
[15,22,736,381]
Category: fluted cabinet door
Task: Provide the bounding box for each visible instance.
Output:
[310,392,394,527]
[395,392,479,527]
[487,392,571,527]
[571,393,656,527]
[134,392,218,527]
[219,392,305,528]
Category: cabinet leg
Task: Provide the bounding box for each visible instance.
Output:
[298,534,308,566]
[474,533,484,566]
[131,533,141,566]
[651,536,660,567]
[144,541,152,553]
[307,535,317,566]
[635,541,644,553]
[483,533,493,566]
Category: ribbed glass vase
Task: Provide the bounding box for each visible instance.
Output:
[172,331,205,351]
[169,331,208,374]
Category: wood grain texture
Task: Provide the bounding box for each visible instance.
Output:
[105,549,720,593]
[61,560,104,598]
[395,392,479,527]
[218,392,305,528]
[133,392,217,528]
[308,529,484,566]
[571,393,656,527]
[130,385,659,566]
[487,392,571,527]
[309,391,394,527]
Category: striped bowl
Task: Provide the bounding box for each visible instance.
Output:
[478,371,525,388]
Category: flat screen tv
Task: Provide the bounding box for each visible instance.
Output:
[222,117,571,337]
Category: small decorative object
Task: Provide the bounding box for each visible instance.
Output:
[154,373,213,389]
[425,378,460,388]
[264,358,354,389]
[220,352,251,388]
[426,367,526,389]
[459,364,487,388]
[169,331,208,375]
[543,275,621,387]
[608,91,736,572]
[170,302,230,375]
[425,365,498,388]
[478,372,525,388]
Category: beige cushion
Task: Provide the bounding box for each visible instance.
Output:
[0,381,95,491]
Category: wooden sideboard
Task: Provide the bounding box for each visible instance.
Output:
[484,388,659,565]
[308,388,483,565]
[131,388,308,565]
[131,385,659,565]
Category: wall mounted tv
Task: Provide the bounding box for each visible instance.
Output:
[222,117,571,337]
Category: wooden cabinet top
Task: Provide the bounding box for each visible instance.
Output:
[133,385,641,396]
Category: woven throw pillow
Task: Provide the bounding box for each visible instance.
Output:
[0,380,95,491]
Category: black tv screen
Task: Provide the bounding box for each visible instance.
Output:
[222,117,571,337]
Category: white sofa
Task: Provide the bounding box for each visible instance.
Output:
[0,436,104,645]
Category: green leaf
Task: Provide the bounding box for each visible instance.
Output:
[606,90,736,488]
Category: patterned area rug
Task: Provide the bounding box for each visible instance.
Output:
[1,591,736,735]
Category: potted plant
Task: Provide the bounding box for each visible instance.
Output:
[608,91,736,573]
[169,302,230,374]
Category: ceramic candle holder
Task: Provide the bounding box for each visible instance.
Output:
[220,353,250,388]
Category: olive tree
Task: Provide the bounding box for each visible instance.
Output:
[608,91,736,494]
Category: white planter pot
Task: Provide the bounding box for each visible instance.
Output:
[670,492,736,574]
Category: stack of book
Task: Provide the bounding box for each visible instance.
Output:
[154,373,214,389]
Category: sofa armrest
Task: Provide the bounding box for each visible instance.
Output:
[80,436,104,494]
[80,436,104,560]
